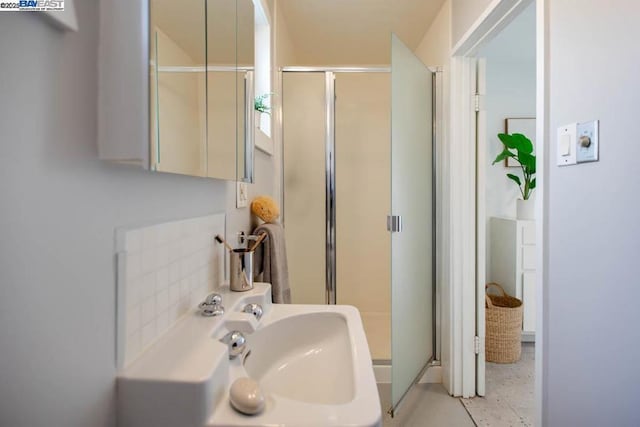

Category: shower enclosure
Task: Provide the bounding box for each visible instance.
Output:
[281,36,436,414]
[282,68,392,359]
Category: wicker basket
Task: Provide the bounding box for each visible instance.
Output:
[485,283,523,363]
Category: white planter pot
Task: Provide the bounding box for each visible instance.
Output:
[254,111,262,129]
[517,198,535,220]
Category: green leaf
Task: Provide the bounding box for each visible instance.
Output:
[512,133,534,154]
[492,149,515,165]
[518,151,536,170]
[498,133,517,149]
[528,157,537,175]
[506,173,522,186]
[529,178,536,190]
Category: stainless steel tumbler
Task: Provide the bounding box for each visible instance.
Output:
[230,248,254,292]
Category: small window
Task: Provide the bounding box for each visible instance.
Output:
[254,0,271,137]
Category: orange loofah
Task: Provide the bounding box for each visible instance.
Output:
[251,195,280,223]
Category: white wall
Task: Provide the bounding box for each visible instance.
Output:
[271,0,297,212]
[451,0,493,47]
[481,3,536,222]
[545,0,640,425]
[415,0,451,66]
[0,2,275,426]
[483,61,536,219]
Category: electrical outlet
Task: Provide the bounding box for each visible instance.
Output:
[236,182,248,208]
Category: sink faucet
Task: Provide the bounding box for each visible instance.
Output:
[243,303,263,321]
[220,331,247,359]
[199,293,224,317]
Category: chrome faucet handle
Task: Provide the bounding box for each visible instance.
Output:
[204,293,222,306]
[242,303,263,321]
[220,331,247,359]
[199,293,224,317]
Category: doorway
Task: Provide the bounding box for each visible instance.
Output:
[461,3,538,425]
[447,0,545,424]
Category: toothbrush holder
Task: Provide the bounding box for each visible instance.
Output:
[230,248,254,292]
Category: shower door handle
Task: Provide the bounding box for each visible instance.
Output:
[387,215,403,233]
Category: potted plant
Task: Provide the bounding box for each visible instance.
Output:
[254,93,273,129]
[492,132,536,220]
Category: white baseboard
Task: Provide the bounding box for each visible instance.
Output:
[419,365,442,383]
[374,365,391,383]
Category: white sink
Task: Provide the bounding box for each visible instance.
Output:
[118,284,381,427]
[244,312,354,405]
[211,304,380,426]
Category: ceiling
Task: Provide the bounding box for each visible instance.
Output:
[279,0,447,65]
[152,0,446,66]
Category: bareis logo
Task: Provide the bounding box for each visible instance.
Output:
[21,0,63,6]
[0,0,64,11]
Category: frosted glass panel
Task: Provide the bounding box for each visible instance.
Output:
[282,73,326,304]
[391,34,434,410]
[335,73,391,360]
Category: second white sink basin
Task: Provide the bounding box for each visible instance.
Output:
[244,311,354,405]
[211,304,381,427]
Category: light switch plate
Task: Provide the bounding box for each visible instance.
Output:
[576,120,599,163]
[557,123,577,166]
[236,182,248,208]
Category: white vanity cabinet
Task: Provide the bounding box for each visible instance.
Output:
[488,217,536,340]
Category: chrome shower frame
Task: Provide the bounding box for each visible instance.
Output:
[279,66,441,363]
[280,66,390,306]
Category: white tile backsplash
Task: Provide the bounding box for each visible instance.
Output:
[116,213,225,370]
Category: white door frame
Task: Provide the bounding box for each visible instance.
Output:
[447,53,477,399]
[475,57,487,398]
[447,0,546,424]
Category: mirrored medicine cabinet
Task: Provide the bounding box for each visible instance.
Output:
[98,0,257,182]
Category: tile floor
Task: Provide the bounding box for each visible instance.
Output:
[377,383,475,427]
[376,344,534,426]
[461,343,535,426]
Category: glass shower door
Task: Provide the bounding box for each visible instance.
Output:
[390,34,434,413]
[283,70,393,361]
[282,72,327,305]
[335,72,391,361]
